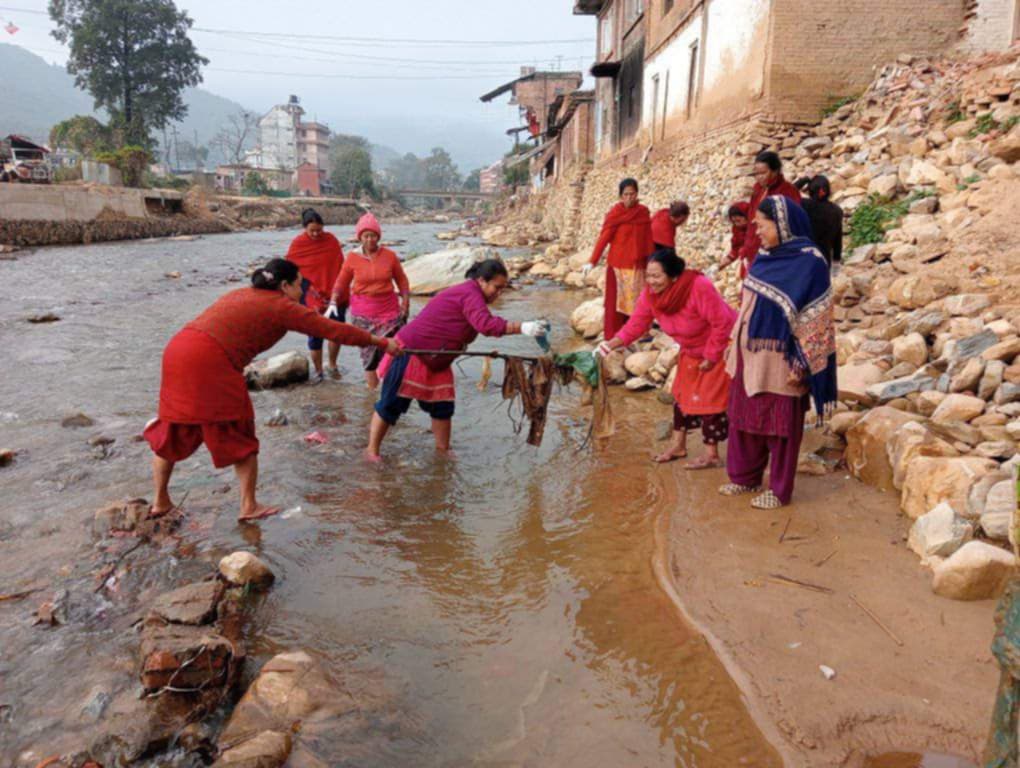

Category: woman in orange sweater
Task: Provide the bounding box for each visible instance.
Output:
[329,213,411,389]
[144,258,400,522]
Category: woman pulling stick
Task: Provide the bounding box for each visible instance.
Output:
[144,258,401,521]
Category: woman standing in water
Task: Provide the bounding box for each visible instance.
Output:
[597,249,736,469]
[366,259,547,461]
[329,212,410,389]
[144,258,400,521]
[584,178,654,339]
[286,208,345,381]
[720,196,836,509]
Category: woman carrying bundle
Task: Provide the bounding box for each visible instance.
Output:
[583,178,654,339]
[720,196,837,509]
[286,208,345,381]
[366,259,547,461]
[597,249,736,469]
[145,258,400,521]
[329,212,410,389]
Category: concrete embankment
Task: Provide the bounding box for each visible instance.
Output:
[0,184,365,247]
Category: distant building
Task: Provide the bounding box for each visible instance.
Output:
[479,161,503,195]
[216,163,292,194]
[545,89,595,183]
[295,161,324,197]
[246,95,335,194]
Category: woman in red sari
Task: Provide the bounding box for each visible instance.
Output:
[720,202,751,277]
[286,208,345,381]
[144,258,400,521]
[583,178,654,339]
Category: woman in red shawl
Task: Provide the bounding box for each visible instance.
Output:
[583,178,654,339]
[144,258,400,522]
[735,151,802,274]
[286,208,345,381]
[720,202,751,277]
[596,249,736,469]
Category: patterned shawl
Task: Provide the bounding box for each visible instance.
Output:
[745,195,837,421]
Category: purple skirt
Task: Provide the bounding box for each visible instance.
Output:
[728,358,807,438]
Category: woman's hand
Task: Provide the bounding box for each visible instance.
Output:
[520,320,550,337]
[698,359,715,372]
[581,263,594,276]
[325,303,340,320]
[384,338,403,357]
[595,339,620,358]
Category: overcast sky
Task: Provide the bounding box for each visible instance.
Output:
[0,0,595,169]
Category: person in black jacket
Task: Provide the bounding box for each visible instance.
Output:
[795,175,843,268]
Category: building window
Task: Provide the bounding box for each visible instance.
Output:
[624,0,644,25]
[599,13,613,56]
[663,0,673,14]
[686,40,700,118]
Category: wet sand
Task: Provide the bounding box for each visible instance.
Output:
[658,433,997,766]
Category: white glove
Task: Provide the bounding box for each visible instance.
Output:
[593,341,614,358]
[581,263,594,276]
[325,303,339,320]
[521,320,549,338]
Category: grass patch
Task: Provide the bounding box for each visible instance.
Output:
[847,191,933,249]
[968,112,1020,138]
[821,94,857,119]
[945,101,966,125]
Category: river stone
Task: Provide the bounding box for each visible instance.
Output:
[139,623,234,692]
[624,350,659,377]
[905,309,945,336]
[908,502,974,561]
[829,411,863,436]
[218,651,359,748]
[892,333,928,368]
[404,246,491,295]
[932,394,985,425]
[948,357,985,393]
[901,456,1001,519]
[93,498,150,537]
[890,421,960,491]
[838,363,884,404]
[219,552,275,589]
[982,337,1020,364]
[149,581,224,626]
[932,541,1016,601]
[980,480,1018,541]
[845,406,925,492]
[570,299,604,339]
[212,730,292,768]
[865,373,935,404]
[951,330,999,361]
[245,351,309,390]
[944,294,991,317]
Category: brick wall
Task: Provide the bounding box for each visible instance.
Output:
[513,75,584,134]
[960,0,1018,51]
[767,0,966,123]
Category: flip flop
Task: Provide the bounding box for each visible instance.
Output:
[238,506,281,522]
[684,457,724,471]
[651,450,687,464]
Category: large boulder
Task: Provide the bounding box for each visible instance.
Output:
[212,730,292,768]
[625,350,659,377]
[908,502,974,561]
[980,480,1018,541]
[892,333,928,368]
[932,541,1016,601]
[901,456,1001,519]
[139,623,234,692]
[887,274,956,310]
[219,552,275,590]
[404,246,491,295]
[889,421,960,490]
[845,407,924,492]
[570,299,604,339]
[148,581,224,626]
[245,351,309,390]
[838,362,885,404]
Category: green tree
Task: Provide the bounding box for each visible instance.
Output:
[49,114,114,157]
[384,152,425,190]
[330,145,376,198]
[422,147,461,191]
[49,0,208,147]
[503,148,529,188]
[242,170,270,196]
[462,167,481,192]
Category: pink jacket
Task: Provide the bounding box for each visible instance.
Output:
[615,275,737,362]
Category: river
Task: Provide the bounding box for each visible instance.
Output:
[0,224,783,766]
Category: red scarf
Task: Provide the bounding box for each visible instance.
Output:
[648,269,701,316]
[286,231,344,305]
[602,202,653,269]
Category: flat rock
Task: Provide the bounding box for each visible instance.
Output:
[865,372,935,404]
[404,246,493,295]
[139,623,234,692]
[932,541,1016,601]
[245,351,309,390]
[838,362,885,404]
[149,581,224,626]
[948,357,985,393]
[944,294,991,317]
[219,552,275,589]
[61,412,95,428]
[845,406,925,492]
[981,337,1020,364]
[908,501,974,561]
[212,730,292,768]
[931,393,985,425]
[950,330,999,361]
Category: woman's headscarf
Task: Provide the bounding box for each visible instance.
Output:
[745,195,837,421]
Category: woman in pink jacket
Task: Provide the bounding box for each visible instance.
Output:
[597,249,737,469]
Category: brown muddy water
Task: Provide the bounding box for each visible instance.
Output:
[0,225,781,766]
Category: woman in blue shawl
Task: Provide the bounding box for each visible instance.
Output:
[718,195,837,509]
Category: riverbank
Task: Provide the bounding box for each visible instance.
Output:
[654,436,995,767]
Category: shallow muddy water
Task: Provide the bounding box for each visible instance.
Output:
[0,225,781,765]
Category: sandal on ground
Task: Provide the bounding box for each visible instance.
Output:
[652,449,687,464]
[718,483,761,496]
[238,505,281,522]
[750,491,785,510]
[684,456,724,471]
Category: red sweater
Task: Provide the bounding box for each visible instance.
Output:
[590,202,654,269]
[331,247,410,304]
[186,288,383,370]
[650,208,676,248]
[738,176,802,267]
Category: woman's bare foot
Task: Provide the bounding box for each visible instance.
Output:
[238,504,281,522]
[147,504,175,519]
[651,448,687,463]
[683,454,724,470]
[364,450,383,464]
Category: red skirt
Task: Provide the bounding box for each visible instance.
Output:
[144,419,258,468]
[672,352,731,416]
[158,328,253,423]
[377,352,455,403]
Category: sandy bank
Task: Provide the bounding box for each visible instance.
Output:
[657,446,997,766]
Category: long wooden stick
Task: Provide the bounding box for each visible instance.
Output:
[849,593,904,647]
[767,573,834,594]
[399,348,543,363]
